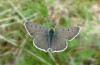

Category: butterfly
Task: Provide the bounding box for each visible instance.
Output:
[24,22,80,53]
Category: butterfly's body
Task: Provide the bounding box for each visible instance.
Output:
[24,22,80,53]
[49,29,54,47]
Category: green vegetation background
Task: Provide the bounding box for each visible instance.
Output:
[0,0,100,65]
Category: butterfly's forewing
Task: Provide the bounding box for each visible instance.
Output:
[55,27,80,40]
[51,27,80,52]
[24,22,48,36]
[24,22,49,52]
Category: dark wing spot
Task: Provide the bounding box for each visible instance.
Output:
[39,26,41,28]
[31,25,32,27]
[35,25,37,28]
[63,29,64,31]
[68,29,69,31]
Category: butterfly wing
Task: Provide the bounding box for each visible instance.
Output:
[51,27,80,52]
[24,22,49,52]
[34,33,50,52]
[55,27,80,40]
[50,33,67,52]
[24,22,48,36]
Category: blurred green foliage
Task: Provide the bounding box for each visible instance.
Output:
[0,0,100,65]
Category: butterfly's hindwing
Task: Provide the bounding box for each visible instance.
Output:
[50,32,67,52]
[34,33,50,52]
